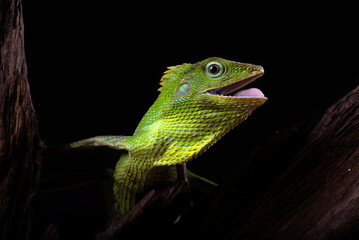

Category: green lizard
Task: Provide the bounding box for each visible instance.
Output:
[68,57,267,216]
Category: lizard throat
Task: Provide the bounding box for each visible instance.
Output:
[203,73,265,98]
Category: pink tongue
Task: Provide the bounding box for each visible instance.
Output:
[234,88,265,97]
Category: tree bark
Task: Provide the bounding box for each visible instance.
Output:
[191,85,359,240]
[96,181,190,240]
[0,0,41,239]
[2,1,358,239]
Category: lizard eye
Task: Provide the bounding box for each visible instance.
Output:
[205,61,225,78]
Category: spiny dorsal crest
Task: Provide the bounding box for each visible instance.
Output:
[158,63,191,92]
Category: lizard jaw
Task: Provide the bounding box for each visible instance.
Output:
[203,72,265,98]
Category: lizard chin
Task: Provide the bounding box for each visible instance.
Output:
[202,72,266,99]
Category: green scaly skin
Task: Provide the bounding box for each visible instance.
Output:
[68,57,267,215]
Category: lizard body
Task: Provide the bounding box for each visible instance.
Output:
[69,57,267,215]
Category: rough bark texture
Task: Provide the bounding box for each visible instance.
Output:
[1,1,358,239]
[96,182,190,240]
[0,0,41,239]
[191,85,359,240]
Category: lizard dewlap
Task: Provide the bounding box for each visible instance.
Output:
[69,57,267,216]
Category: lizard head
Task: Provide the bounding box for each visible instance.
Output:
[133,57,268,165]
[160,57,267,114]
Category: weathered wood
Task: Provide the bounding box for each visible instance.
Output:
[0,0,41,239]
[192,85,359,239]
[3,2,356,239]
[96,181,190,240]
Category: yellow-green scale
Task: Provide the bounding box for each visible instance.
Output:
[111,57,267,215]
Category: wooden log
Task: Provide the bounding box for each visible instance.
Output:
[0,0,41,239]
[96,181,190,240]
[191,85,359,239]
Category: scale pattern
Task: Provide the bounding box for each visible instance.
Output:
[112,57,267,215]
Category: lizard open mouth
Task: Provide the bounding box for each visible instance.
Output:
[203,73,265,98]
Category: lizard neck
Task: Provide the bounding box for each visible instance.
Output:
[133,90,171,136]
[128,94,252,166]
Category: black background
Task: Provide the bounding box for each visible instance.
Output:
[22,1,358,239]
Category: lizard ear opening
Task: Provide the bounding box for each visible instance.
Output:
[178,83,190,95]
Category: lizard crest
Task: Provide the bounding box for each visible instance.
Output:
[69,57,267,215]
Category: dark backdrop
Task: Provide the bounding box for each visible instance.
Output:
[22,1,358,238]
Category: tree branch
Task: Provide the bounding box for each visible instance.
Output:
[192,85,359,239]
[0,0,41,239]
[97,181,190,240]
